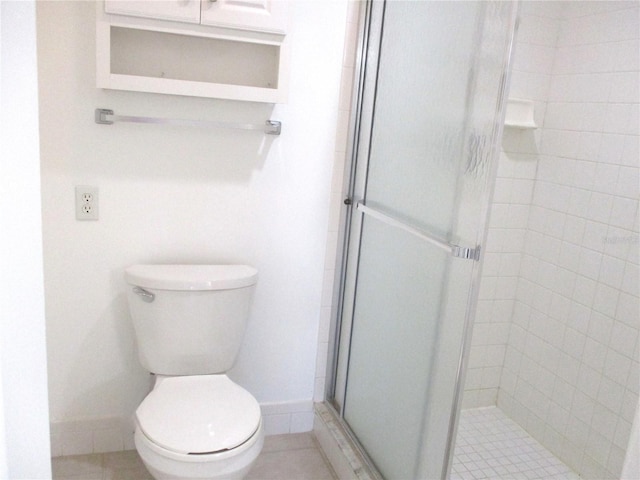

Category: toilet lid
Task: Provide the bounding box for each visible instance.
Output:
[136,375,261,454]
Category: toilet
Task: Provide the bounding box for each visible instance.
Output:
[124,264,263,480]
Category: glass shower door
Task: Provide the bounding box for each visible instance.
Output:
[333,1,517,479]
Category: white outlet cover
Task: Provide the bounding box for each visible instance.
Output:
[75,185,99,220]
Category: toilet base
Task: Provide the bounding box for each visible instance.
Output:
[135,419,264,480]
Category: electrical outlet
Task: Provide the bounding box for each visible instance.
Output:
[75,186,99,220]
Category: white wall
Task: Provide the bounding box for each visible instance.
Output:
[38,0,348,455]
[0,1,52,477]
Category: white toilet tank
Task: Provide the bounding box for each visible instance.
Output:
[124,264,257,376]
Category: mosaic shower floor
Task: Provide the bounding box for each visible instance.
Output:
[452,407,580,480]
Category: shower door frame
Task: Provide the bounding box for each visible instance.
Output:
[327,1,519,478]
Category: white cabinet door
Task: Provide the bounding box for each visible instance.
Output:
[105,0,201,24]
[200,0,287,34]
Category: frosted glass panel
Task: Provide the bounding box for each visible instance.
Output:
[365,1,481,234]
[344,217,449,479]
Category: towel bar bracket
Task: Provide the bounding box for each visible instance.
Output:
[95,108,114,125]
[265,120,282,135]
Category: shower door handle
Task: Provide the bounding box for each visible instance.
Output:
[356,202,480,261]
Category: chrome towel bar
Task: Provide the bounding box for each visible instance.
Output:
[94,108,282,135]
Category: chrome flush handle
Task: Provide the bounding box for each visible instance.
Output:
[133,286,155,303]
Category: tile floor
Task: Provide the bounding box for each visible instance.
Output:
[451,407,580,480]
[52,432,337,480]
[52,408,581,480]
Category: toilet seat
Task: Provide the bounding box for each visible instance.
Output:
[136,375,261,455]
[134,417,264,480]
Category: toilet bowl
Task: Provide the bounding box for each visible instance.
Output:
[124,264,262,480]
[134,375,264,480]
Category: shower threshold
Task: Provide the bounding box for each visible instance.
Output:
[313,402,383,480]
[452,407,580,480]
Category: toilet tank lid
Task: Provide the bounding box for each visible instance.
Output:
[124,264,258,291]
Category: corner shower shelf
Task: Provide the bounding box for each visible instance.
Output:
[504,98,537,129]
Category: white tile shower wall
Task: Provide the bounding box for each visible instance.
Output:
[463,2,561,408]
[497,2,639,479]
[314,1,361,403]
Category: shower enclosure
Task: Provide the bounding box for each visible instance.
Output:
[329,1,518,478]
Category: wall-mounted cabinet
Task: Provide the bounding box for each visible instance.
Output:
[104,0,288,34]
[104,0,202,25]
[96,0,289,103]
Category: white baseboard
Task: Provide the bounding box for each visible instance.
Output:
[260,399,314,436]
[50,399,315,457]
[49,416,135,457]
